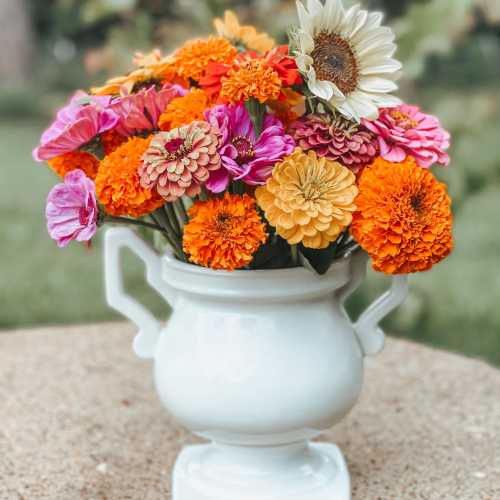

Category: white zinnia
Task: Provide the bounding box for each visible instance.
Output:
[293,0,402,121]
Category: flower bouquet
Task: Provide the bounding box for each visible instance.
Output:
[34,2,454,499]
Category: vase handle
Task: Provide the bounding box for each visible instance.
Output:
[338,250,409,356]
[104,227,177,359]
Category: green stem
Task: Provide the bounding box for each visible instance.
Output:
[290,244,299,267]
[103,216,162,231]
[164,204,181,237]
[174,199,188,226]
[245,97,265,136]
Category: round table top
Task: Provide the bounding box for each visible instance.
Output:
[1,323,499,499]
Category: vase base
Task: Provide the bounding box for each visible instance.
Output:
[172,441,351,500]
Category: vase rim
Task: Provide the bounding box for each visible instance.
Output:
[160,250,353,301]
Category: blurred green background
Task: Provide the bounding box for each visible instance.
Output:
[1,0,499,364]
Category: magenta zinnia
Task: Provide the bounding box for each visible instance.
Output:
[46,169,98,248]
[33,92,119,161]
[140,121,222,201]
[110,84,187,136]
[362,104,450,168]
[289,113,379,173]
[204,103,295,192]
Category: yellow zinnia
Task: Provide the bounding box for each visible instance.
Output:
[214,10,275,53]
[91,50,186,96]
[256,148,358,249]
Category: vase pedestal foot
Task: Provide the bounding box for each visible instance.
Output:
[172,440,351,500]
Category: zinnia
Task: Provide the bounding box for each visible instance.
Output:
[183,193,267,271]
[290,113,379,173]
[351,156,453,274]
[158,88,211,131]
[214,10,275,53]
[362,104,450,168]
[46,169,98,248]
[47,151,100,180]
[175,37,238,82]
[96,136,164,217]
[110,84,187,136]
[204,103,295,192]
[33,92,119,161]
[91,49,188,96]
[140,121,222,202]
[256,148,358,249]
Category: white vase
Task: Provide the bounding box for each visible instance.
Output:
[104,227,408,500]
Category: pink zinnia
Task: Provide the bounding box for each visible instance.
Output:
[362,104,450,168]
[289,114,379,173]
[204,103,295,192]
[33,92,119,161]
[111,84,187,136]
[46,169,98,248]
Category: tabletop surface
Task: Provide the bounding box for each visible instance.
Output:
[1,322,499,500]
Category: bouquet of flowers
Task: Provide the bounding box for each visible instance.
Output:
[34,1,453,275]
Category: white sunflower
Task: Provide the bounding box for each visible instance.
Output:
[292,0,402,121]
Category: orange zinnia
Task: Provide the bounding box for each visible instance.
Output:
[48,151,100,180]
[220,58,282,104]
[158,88,210,131]
[351,156,453,274]
[100,129,127,155]
[175,37,238,82]
[95,136,164,217]
[183,193,267,271]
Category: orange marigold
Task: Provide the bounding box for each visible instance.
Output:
[351,156,453,274]
[183,193,267,271]
[47,151,99,180]
[220,58,282,104]
[95,136,164,217]
[158,88,210,131]
[175,37,238,82]
[100,129,127,155]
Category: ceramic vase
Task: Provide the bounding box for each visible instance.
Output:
[104,227,408,500]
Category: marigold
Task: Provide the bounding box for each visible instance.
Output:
[256,148,358,249]
[95,136,164,217]
[220,58,282,104]
[214,10,275,53]
[183,193,267,271]
[47,151,100,180]
[158,88,210,131]
[100,129,127,155]
[175,37,238,82]
[351,156,453,274]
[91,50,188,95]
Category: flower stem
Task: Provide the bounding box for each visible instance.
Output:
[164,204,181,238]
[290,244,299,267]
[103,216,162,231]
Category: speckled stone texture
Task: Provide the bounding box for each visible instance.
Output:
[1,323,499,500]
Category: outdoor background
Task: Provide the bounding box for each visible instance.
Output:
[0,0,499,364]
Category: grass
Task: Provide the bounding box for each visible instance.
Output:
[1,118,499,366]
[0,119,167,329]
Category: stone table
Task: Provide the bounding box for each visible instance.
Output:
[1,323,499,500]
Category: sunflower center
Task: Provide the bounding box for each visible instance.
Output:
[232,135,255,163]
[311,31,359,95]
[390,110,418,130]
